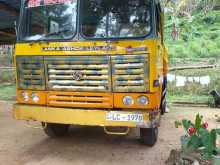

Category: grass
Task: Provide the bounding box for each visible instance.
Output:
[0,84,16,101]
[167,94,210,104]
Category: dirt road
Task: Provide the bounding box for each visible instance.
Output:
[0,101,219,165]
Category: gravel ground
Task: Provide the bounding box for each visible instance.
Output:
[0,101,219,165]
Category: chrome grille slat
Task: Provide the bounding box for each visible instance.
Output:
[49,80,109,85]
[48,64,108,69]
[49,75,108,80]
[115,75,145,80]
[114,69,144,75]
[48,69,108,75]
[114,63,144,68]
[112,55,149,92]
[46,56,111,92]
[115,80,145,86]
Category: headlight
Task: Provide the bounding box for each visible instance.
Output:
[123,96,134,105]
[21,92,29,102]
[137,96,149,105]
[31,93,40,103]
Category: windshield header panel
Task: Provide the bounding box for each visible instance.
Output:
[19,0,77,41]
[80,0,152,39]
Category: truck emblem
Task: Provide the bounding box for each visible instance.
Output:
[72,71,83,81]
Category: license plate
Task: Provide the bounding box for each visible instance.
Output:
[106,112,144,123]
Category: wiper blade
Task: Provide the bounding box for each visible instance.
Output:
[28,29,70,41]
[44,29,69,37]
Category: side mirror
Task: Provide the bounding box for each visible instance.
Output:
[14,21,18,40]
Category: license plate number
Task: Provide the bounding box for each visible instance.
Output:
[106,112,144,123]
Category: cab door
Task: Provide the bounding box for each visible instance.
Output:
[155,4,164,89]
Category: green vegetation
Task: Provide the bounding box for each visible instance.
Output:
[0,55,13,67]
[164,2,220,64]
[175,114,220,161]
[0,70,15,83]
[0,84,16,101]
[164,1,220,104]
[167,95,210,104]
[167,68,220,105]
[165,11,220,64]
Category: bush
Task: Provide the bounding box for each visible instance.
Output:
[175,114,220,159]
[165,11,220,63]
[167,68,220,104]
[0,70,15,83]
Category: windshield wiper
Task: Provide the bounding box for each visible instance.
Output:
[37,29,70,40]
[27,29,70,44]
[44,29,69,37]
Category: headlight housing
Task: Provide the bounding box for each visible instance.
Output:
[137,96,149,105]
[31,93,40,103]
[21,91,29,102]
[18,90,46,105]
[123,96,134,105]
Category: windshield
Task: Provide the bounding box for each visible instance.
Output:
[81,0,152,39]
[19,0,77,41]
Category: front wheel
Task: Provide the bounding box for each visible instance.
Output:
[139,128,158,146]
[42,123,70,138]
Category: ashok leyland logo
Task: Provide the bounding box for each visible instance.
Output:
[72,71,83,81]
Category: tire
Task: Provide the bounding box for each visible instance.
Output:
[140,128,158,146]
[42,123,70,138]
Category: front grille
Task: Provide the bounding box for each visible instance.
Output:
[16,56,45,90]
[45,56,111,92]
[112,55,149,92]
[47,92,113,108]
[16,55,149,93]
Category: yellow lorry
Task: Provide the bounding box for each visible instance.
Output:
[13,0,168,146]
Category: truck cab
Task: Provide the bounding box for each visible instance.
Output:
[13,0,168,146]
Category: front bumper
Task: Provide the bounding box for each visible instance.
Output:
[13,104,160,128]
